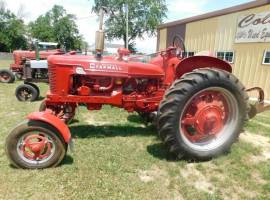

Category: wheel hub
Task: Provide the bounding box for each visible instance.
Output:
[181,91,228,143]
[21,134,52,160]
[20,89,32,100]
[195,106,224,136]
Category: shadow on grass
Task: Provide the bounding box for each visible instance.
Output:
[146,142,179,162]
[69,124,201,162]
[69,119,80,124]
[69,124,179,161]
[147,142,213,163]
[127,114,144,124]
[61,155,74,166]
[147,142,169,160]
[8,155,74,169]
[36,96,45,101]
[70,124,156,138]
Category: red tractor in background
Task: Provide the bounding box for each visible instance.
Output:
[0,42,76,101]
[0,42,63,84]
[5,9,270,169]
[0,42,65,102]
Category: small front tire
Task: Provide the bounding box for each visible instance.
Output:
[15,84,39,102]
[6,120,67,169]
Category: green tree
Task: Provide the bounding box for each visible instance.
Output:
[28,13,54,42]
[29,5,83,50]
[0,1,27,52]
[92,0,167,51]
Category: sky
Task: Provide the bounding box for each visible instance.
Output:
[5,0,253,53]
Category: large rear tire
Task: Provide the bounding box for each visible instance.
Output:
[0,69,15,83]
[6,120,67,169]
[158,68,249,160]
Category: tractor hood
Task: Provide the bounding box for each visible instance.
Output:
[47,55,164,78]
[13,50,64,65]
[13,49,64,59]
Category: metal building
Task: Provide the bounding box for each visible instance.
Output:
[157,0,270,99]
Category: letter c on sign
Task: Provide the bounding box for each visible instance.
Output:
[239,14,255,28]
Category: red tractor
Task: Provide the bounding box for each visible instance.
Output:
[5,9,270,169]
[0,42,64,84]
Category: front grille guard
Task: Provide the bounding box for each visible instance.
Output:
[246,87,270,119]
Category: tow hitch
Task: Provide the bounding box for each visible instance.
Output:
[247,87,270,118]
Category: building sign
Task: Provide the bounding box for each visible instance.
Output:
[235,11,270,43]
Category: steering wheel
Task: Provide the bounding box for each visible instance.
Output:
[172,35,186,58]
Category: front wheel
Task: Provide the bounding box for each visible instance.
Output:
[15,84,39,101]
[0,69,15,83]
[6,120,67,169]
[158,68,249,160]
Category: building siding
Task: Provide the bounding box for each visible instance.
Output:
[158,4,270,99]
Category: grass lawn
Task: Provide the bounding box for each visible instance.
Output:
[0,60,12,69]
[0,60,270,200]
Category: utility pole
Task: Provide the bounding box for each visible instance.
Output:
[125,3,129,49]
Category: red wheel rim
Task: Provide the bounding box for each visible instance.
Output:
[17,133,55,164]
[179,87,239,151]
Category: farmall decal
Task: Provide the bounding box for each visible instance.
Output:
[88,63,123,72]
[235,11,270,43]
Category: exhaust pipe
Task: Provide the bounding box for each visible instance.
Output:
[35,41,40,60]
[95,8,106,58]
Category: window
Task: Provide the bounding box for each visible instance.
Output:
[181,51,195,58]
[216,51,234,63]
[263,50,270,65]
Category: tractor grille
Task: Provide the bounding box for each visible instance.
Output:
[48,65,57,93]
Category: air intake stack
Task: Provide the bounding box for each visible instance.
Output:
[95,8,106,58]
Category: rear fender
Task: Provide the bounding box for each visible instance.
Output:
[175,56,232,79]
[27,112,71,143]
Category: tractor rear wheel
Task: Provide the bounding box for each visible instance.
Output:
[15,84,39,102]
[158,68,249,160]
[0,69,15,83]
[5,120,67,169]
